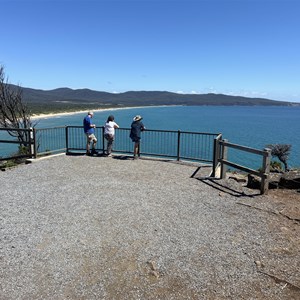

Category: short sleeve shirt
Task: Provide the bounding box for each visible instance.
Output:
[83,115,94,134]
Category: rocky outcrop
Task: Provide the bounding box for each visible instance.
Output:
[247,170,300,190]
[279,170,300,189]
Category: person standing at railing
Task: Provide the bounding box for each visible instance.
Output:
[83,111,98,156]
[104,115,119,157]
[130,115,145,160]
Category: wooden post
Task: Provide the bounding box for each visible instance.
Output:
[260,148,271,194]
[212,134,222,178]
[220,139,228,179]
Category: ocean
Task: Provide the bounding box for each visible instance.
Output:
[1,105,300,168]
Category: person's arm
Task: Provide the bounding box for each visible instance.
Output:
[114,122,119,129]
[87,117,95,128]
[90,120,96,128]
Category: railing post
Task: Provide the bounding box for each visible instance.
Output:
[220,139,228,179]
[32,128,37,158]
[65,126,69,154]
[212,134,222,177]
[28,128,34,158]
[102,126,105,155]
[177,130,181,161]
[260,148,271,194]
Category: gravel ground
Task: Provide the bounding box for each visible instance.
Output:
[0,154,299,300]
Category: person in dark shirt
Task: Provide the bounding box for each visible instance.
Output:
[129,115,145,159]
[83,111,98,155]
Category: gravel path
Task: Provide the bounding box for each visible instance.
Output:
[1,154,299,299]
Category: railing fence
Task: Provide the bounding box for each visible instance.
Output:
[1,126,272,194]
[65,126,219,163]
[216,139,271,194]
[0,127,34,161]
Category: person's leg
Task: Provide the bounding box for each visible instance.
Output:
[133,141,139,158]
[107,137,113,155]
[86,135,91,154]
[137,142,140,157]
[91,135,98,155]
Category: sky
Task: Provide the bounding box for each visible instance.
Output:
[1,0,300,102]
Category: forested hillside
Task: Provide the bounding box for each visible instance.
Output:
[9,85,297,114]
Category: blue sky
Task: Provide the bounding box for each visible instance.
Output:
[1,0,300,102]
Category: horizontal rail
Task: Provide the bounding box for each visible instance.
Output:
[0,127,32,132]
[220,159,267,178]
[219,140,267,156]
[217,138,271,194]
[0,139,22,144]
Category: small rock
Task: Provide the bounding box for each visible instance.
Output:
[147,260,158,271]
[254,260,264,268]
[150,270,160,278]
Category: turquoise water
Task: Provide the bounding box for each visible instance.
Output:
[1,106,300,168]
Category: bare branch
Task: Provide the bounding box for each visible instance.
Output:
[0,65,34,146]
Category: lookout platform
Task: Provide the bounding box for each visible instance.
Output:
[1,154,299,299]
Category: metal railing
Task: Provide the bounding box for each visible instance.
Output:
[34,126,67,158]
[0,127,34,161]
[65,126,220,163]
[0,126,272,193]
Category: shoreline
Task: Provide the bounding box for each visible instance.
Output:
[31,105,179,120]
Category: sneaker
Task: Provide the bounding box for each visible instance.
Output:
[107,153,112,157]
[86,151,91,156]
[91,149,98,155]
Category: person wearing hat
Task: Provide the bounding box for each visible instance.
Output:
[130,115,145,159]
[104,115,119,157]
[83,111,98,156]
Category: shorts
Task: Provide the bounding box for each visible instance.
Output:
[104,133,114,141]
[86,133,97,143]
[131,136,141,143]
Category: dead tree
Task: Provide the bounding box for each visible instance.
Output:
[267,144,291,172]
[0,65,33,150]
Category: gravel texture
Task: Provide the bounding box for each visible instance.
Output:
[0,154,299,300]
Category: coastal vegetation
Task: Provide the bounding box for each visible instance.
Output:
[267,144,292,172]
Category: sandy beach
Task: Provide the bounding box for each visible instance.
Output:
[30,105,176,120]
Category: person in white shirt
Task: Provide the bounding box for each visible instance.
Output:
[104,115,119,156]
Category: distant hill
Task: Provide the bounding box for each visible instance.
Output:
[8,85,299,114]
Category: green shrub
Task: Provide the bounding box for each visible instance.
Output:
[270,160,282,171]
